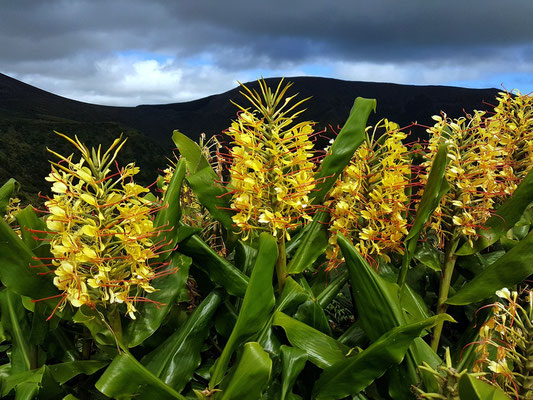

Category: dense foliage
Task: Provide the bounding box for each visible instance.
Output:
[1,80,532,399]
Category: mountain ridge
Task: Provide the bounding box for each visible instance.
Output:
[0,72,501,203]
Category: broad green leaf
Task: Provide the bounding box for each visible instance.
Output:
[125,253,191,347]
[48,360,108,385]
[72,307,115,346]
[338,234,444,394]
[272,311,349,369]
[96,352,186,400]
[153,158,186,260]
[0,178,19,214]
[280,345,307,400]
[293,278,331,335]
[1,365,61,400]
[458,373,510,400]
[172,130,210,173]
[287,98,375,275]
[173,130,235,233]
[338,234,405,339]
[313,314,453,400]
[400,284,432,324]
[0,218,58,301]
[406,141,450,241]
[457,167,533,255]
[413,241,443,272]
[234,240,258,276]
[337,320,367,347]
[0,289,33,372]
[316,269,349,308]
[276,277,310,314]
[15,206,50,258]
[287,210,329,274]
[218,342,272,400]
[255,276,309,352]
[210,233,278,388]
[448,229,533,305]
[187,167,236,232]
[310,97,376,204]
[179,233,248,297]
[140,289,223,394]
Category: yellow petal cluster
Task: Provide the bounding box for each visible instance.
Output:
[422,91,533,247]
[473,286,532,398]
[3,196,21,226]
[227,79,316,240]
[326,119,411,267]
[45,132,160,318]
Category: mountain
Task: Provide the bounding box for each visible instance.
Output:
[0,72,500,204]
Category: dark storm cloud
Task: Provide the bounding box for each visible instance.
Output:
[1,0,531,105]
[3,0,532,65]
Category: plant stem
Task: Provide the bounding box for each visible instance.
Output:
[276,234,287,291]
[431,235,460,352]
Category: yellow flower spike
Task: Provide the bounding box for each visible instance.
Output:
[326,118,411,269]
[42,132,166,319]
[227,79,316,241]
[422,91,533,248]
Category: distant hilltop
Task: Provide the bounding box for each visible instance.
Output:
[0,72,501,203]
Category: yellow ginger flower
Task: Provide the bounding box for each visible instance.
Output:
[325,119,411,268]
[472,286,533,399]
[44,132,165,319]
[421,91,533,248]
[227,79,316,240]
[3,196,21,225]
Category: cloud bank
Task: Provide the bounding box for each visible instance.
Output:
[1,0,532,105]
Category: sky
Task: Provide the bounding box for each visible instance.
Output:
[1,0,532,106]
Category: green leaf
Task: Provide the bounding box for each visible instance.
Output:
[293,279,331,335]
[0,218,58,301]
[1,365,62,400]
[286,98,375,275]
[172,130,210,173]
[313,314,453,400]
[140,289,223,394]
[337,320,368,347]
[72,307,115,346]
[209,233,278,388]
[234,240,258,276]
[124,253,191,347]
[310,97,376,205]
[448,230,533,305]
[153,158,186,260]
[406,141,450,242]
[0,289,33,372]
[458,373,510,400]
[15,206,50,258]
[96,351,186,400]
[280,345,308,400]
[179,232,248,297]
[457,167,533,255]
[272,311,349,369]
[338,234,405,340]
[400,284,432,324]
[172,130,235,233]
[413,241,443,272]
[48,360,108,385]
[338,234,444,394]
[0,178,19,215]
[218,342,272,400]
[316,269,349,308]
[287,210,329,274]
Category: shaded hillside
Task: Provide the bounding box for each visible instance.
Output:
[0,73,501,204]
